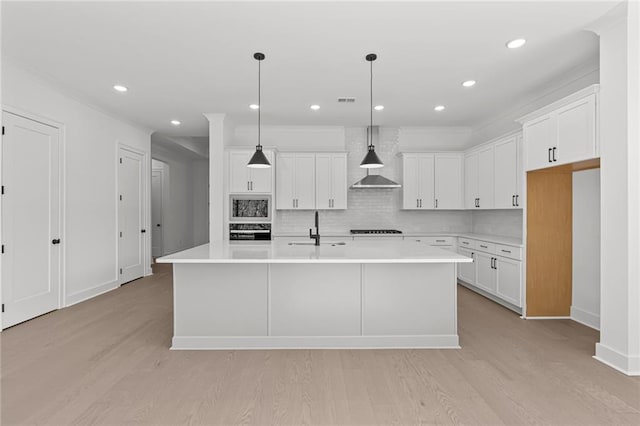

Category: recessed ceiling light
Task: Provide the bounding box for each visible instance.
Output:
[310,104,320,110]
[374,105,384,111]
[506,38,527,49]
[249,104,260,110]
[113,85,128,92]
[434,105,446,112]
[170,120,181,126]
[462,80,476,88]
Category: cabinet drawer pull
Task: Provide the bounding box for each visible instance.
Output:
[501,249,512,253]
[480,244,488,249]
[436,239,446,243]
[462,241,469,245]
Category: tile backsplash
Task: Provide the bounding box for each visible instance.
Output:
[471,210,523,239]
[273,127,473,234]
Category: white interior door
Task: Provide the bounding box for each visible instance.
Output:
[118,147,145,284]
[151,169,163,257]
[1,111,61,328]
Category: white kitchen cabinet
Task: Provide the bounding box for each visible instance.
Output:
[464,153,478,209]
[494,135,523,209]
[495,256,522,307]
[520,86,598,171]
[315,153,347,210]
[475,251,497,294]
[229,150,273,193]
[276,153,315,209]
[434,154,464,209]
[402,154,435,209]
[465,146,494,209]
[457,248,476,285]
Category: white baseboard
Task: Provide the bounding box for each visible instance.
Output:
[594,343,640,376]
[524,316,571,320]
[171,335,460,350]
[570,306,600,330]
[65,279,119,307]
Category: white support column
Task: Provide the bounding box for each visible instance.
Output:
[204,113,228,245]
[589,1,640,376]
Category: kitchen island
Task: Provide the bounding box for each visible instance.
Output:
[157,240,472,350]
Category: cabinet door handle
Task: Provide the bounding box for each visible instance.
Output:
[552,147,557,162]
[512,195,516,206]
[548,148,552,163]
[52,238,61,245]
[251,181,254,190]
[515,195,519,206]
[248,181,250,191]
[477,198,480,208]
[494,258,498,270]
[416,199,419,208]
[435,199,438,208]
[293,199,295,208]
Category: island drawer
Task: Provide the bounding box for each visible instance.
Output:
[495,244,522,260]
[409,236,454,246]
[475,241,496,254]
[458,238,475,249]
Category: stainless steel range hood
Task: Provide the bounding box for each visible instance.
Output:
[351,126,401,189]
[351,171,401,188]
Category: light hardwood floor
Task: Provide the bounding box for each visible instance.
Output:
[2,263,639,425]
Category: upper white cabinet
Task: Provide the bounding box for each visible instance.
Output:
[402,154,434,209]
[520,85,599,171]
[465,146,494,209]
[402,153,463,210]
[434,154,464,209]
[494,135,523,208]
[276,153,316,210]
[229,149,274,193]
[315,153,348,209]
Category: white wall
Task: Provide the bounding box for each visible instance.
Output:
[592,1,640,375]
[151,143,208,254]
[192,159,209,246]
[1,60,152,307]
[572,169,601,330]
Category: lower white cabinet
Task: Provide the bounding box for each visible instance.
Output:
[495,256,522,307]
[475,252,497,294]
[457,237,523,310]
[457,248,476,284]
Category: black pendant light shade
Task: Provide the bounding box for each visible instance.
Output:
[248,52,271,168]
[360,144,384,169]
[248,145,271,168]
[360,53,383,169]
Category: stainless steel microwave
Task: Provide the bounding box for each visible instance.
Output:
[230,195,271,221]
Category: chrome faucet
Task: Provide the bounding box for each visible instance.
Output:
[309,211,320,246]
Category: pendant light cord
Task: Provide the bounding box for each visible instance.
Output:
[369,58,373,148]
[258,57,261,148]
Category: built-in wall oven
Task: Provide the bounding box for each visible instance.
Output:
[229,223,271,241]
[230,195,271,222]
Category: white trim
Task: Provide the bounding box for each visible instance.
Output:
[594,343,640,376]
[171,335,460,350]
[515,84,600,124]
[523,316,572,320]
[570,306,600,330]
[65,280,119,307]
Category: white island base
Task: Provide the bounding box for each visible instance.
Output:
[159,242,471,350]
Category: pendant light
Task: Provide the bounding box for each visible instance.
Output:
[360,53,384,169]
[248,52,271,168]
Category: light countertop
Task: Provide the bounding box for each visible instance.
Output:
[157,240,473,264]
[272,231,523,247]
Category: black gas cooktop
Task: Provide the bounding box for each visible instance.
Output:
[350,229,403,235]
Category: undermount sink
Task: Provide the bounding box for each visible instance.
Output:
[288,242,346,246]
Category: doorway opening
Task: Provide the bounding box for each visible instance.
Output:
[151,159,169,258]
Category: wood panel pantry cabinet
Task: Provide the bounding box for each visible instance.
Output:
[229,149,274,193]
[402,153,463,210]
[519,85,599,172]
[276,152,347,210]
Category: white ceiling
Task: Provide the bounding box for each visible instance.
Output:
[2,1,619,137]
